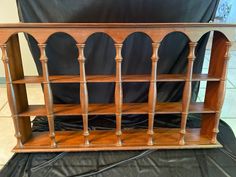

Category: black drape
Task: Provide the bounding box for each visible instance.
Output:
[2,1,236,177]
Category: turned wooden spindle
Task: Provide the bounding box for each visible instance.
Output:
[179,42,197,145]
[38,44,57,147]
[76,44,89,146]
[115,43,123,146]
[0,44,23,148]
[147,42,160,145]
[211,41,231,143]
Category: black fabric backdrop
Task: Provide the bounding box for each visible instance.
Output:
[1,0,236,176]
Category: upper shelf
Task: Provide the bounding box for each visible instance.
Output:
[12,74,219,84]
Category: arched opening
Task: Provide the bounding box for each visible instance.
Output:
[84,32,116,104]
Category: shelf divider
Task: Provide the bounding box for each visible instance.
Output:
[201,32,232,143]
[38,43,57,147]
[115,43,123,146]
[77,44,90,146]
[179,42,197,145]
[1,43,24,148]
[147,42,160,145]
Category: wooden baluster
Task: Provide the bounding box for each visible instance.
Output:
[0,44,23,148]
[38,44,56,147]
[147,42,160,145]
[179,42,197,145]
[211,41,231,143]
[115,44,123,146]
[76,44,89,146]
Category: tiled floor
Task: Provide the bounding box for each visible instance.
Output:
[0,50,236,170]
[0,84,45,169]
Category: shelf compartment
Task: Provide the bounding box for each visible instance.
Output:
[12,74,220,84]
[18,102,215,117]
[13,128,221,152]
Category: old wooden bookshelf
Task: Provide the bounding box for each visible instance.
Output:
[0,23,235,152]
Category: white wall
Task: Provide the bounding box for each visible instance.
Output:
[0,0,38,78]
[227,0,236,23]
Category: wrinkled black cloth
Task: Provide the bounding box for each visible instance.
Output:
[2,1,236,177]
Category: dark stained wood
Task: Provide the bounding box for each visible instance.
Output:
[0,23,235,152]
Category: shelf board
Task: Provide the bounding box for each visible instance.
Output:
[18,102,215,117]
[13,128,221,152]
[12,74,220,84]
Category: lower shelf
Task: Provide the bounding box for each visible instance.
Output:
[13,128,222,152]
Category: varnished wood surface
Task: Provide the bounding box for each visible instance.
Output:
[1,23,235,152]
[13,128,221,153]
[12,74,220,84]
[0,23,236,44]
[18,102,215,117]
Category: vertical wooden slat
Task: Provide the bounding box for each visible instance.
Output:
[201,31,232,144]
[115,43,123,146]
[179,42,197,145]
[6,34,32,144]
[76,44,89,145]
[210,41,231,143]
[147,42,160,145]
[38,44,56,147]
[0,44,23,148]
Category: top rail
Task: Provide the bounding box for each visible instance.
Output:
[0,23,235,43]
[0,23,236,28]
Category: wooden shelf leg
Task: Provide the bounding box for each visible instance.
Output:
[1,44,24,148]
[77,44,90,146]
[38,44,57,148]
[201,31,231,144]
[147,42,160,145]
[115,43,123,146]
[48,114,56,147]
[211,41,231,143]
[179,42,197,145]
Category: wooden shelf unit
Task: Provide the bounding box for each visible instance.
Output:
[0,23,235,152]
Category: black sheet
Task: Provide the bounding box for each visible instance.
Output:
[1,0,236,177]
[16,0,220,105]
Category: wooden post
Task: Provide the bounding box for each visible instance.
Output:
[1,44,23,148]
[38,44,56,147]
[77,44,89,145]
[210,42,231,143]
[0,34,32,148]
[147,42,160,145]
[179,42,197,145]
[115,43,123,146]
[201,31,231,144]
